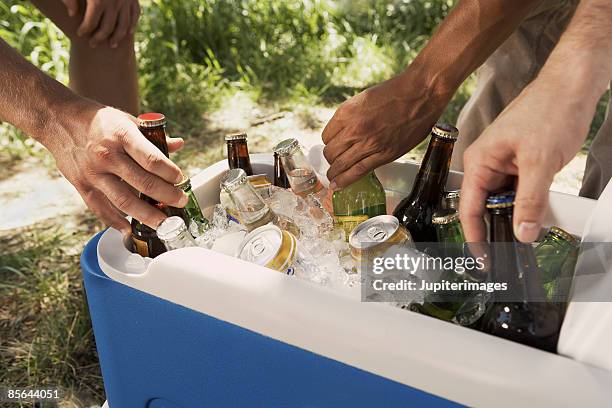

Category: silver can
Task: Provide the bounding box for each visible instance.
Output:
[236,224,297,275]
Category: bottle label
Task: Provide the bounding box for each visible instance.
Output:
[132,237,150,258]
[336,215,370,237]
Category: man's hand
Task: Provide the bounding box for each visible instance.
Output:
[459,80,591,243]
[460,0,612,244]
[48,102,187,235]
[322,74,445,189]
[61,0,140,48]
[321,0,543,190]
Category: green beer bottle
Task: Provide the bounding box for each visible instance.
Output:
[419,211,467,322]
[432,210,464,258]
[175,175,210,236]
[332,171,387,237]
[479,191,561,352]
[534,226,579,311]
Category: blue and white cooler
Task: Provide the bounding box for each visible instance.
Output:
[81,152,612,408]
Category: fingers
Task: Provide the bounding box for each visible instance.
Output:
[96,174,168,229]
[460,145,511,242]
[113,152,188,207]
[322,130,352,165]
[328,155,382,190]
[167,137,184,153]
[321,110,345,145]
[80,186,130,234]
[61,0,79,17]
[121,127,184,184]
[77,1,104,38]
[89,6,119,47]
[513,160,554,243]
[459,171,490,243]
[129,1,140,35]
[327,141,379,186]
[109,5,131,48]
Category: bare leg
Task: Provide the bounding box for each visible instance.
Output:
[30,0,139,115]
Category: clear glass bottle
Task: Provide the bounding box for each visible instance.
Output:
[220,168,277,231]
[156,216,197,251]
[332,171,387,237]
[272,138,330,208]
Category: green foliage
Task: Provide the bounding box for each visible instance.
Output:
[0,1,69,82]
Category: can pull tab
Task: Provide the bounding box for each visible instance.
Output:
[367,224,387,242]
[251,237,267,257]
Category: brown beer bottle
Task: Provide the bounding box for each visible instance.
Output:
[478,191,561,352]
[273,151,290,188]
[225,132,254,176]
[392,124,458,242]
[130,112,187,258]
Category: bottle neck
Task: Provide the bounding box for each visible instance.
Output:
[410,136,455,205]
[140,126,169,157]
[227,140,253,174]
[488,208,515,243]
[136,125,170,208]
[488,207,546,302]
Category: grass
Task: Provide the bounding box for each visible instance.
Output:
[0,214,107,407]
[0,0,609,405]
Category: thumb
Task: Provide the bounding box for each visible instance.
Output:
[61,0,79,17]
[513,163,555,243]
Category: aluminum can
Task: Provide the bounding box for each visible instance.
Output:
[236,224,297,275]
[348,215,413,261]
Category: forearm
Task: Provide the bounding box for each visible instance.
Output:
[400,0,542,100]
[536,0,612,109]
[0,38,92,151]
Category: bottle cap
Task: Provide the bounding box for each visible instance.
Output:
[432,210,459,225]
[442,189,461,210]
[225,132,248,141]
[272,138,299,156]
[138,112,166,128]
[485,191,516,209]
[432,123,459,140]
[220,168,248,192]
[174,175,191,191]
[157,216,187,241]
[549,226,578,246]
[444,189,460,201]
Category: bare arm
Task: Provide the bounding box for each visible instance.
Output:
[460,0,612,243]
[322,0,543,188]
[0,38,186,233]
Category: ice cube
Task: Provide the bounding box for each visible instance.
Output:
[212,230,248,256]
[212,204,229,230]
[265,186,298,217]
